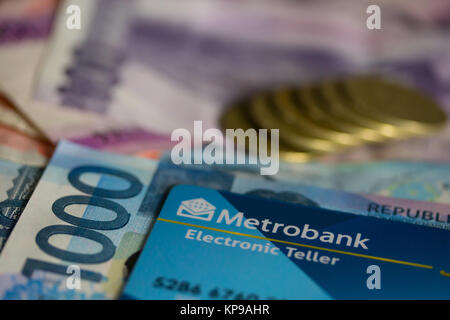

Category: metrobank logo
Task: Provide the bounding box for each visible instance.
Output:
[175,198,371,250]
[177,198,216,221]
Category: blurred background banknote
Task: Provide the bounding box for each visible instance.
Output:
[6,0,449,161]
[0,0,56,166]
[0,96,53,166]
[0,0,59,108]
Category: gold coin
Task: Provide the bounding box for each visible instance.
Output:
[299,86,370,146]
[324,79,404,139]
[344,76,447,136]
[248,93,343,153]
[302,84,387,143]
[220,101,256,133]
[274,88,364,147]
[220,101,315,163]
[324,81,404,139]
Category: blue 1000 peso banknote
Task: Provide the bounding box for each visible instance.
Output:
[275,161,450,204]
[159,154,450,204]
[0,141,158,299]
[0,160,43,252]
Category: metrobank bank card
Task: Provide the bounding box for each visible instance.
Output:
[122,185,450,300]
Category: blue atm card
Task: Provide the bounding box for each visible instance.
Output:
[122,185,450,299]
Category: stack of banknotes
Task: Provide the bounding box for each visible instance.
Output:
[0,0,449,299]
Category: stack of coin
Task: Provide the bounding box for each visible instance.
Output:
[220,75,447,163]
